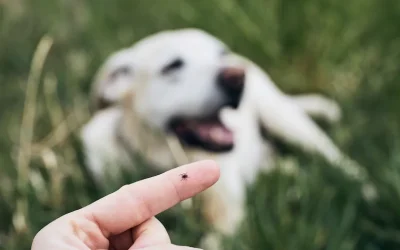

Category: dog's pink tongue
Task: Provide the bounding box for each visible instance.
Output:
[210,126,234,145]
[196,124,234,145]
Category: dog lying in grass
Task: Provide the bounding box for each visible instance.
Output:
[80,28,367,249]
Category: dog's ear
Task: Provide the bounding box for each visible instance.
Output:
[89,48,135,113]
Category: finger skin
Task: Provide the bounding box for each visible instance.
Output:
[81,160,220,237]
[130,245,202,250]
[130,217,171,249]
[108,217,170,250]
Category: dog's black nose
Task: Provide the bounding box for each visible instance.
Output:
[217,67,245,95]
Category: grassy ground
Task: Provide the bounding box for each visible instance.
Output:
[1,0,400,249]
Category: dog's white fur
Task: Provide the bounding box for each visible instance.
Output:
[80,28,366,249]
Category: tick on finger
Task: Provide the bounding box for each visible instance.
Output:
[180,173,189,181]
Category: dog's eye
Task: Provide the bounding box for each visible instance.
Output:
[161,58,184,75]
[109,66,132,80]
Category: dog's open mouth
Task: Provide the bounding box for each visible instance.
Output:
[169,115,234,152]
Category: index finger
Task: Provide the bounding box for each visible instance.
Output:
[81,160,220,237]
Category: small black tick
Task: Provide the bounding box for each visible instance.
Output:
[180,173,189,181]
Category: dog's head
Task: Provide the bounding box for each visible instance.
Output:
[92,28,247,152]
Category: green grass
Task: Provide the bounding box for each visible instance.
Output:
[1,0,400,249]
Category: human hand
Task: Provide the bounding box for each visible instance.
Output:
[31,160,220,250]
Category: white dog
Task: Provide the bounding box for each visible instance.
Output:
[80,28,368,249]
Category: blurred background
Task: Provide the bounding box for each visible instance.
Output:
[1,0,400,249]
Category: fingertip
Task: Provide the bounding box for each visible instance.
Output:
[198,159,219,172]
[169,160,220,200]
[190,159,220,185]
[204,159,220,184]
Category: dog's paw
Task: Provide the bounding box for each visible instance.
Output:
[291,94,343,124]
[323,99,342,123]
